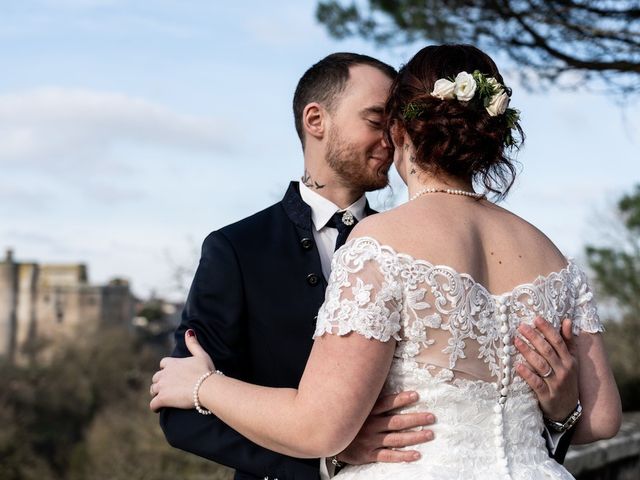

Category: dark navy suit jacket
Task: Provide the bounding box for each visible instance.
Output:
[160,181,573,479]
[160,182,366,480]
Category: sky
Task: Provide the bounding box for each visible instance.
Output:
[1,0,638,300]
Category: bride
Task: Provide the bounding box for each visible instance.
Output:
[150,45,621,478]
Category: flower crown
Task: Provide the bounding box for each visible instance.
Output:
[403,70,521,146]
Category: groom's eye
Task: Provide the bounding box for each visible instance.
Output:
[367,119,382,128]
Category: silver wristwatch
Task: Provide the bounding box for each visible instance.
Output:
[544,400,582,433]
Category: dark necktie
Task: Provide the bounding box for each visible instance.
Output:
[326,211,358,251]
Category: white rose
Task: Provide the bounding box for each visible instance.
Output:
[486,91,510,116]
[486,77,504,96]
[453,71,477,102]
[430,78,456,100]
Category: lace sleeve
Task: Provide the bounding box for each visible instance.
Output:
[569,262,605,335]
[313,237,403,342]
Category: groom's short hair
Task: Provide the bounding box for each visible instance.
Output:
[293,52,396,148]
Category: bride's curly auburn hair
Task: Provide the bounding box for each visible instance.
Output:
[384,44,524,200]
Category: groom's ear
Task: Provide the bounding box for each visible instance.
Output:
[302,102,326,142]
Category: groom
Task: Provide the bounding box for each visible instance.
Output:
[160,53,579,480]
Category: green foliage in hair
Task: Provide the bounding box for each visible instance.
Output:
[403,102,425,120]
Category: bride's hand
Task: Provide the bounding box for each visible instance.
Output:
[149,329,215,413]
[515,317,579,421]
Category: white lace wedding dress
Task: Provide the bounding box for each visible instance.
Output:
[313,237,603,480]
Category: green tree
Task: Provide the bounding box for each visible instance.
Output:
[0,326,232,480]
[316,0,640,97]
[586,184,640,410]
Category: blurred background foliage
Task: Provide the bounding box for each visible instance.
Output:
[587,184,640,411]
[0,327,232,480]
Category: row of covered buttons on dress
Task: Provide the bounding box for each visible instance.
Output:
[497,297,516,403]
[493,296,515,479]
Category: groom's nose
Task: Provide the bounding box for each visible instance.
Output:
[380,132,391,150]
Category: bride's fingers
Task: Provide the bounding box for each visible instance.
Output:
[149,395,162,413]
[152,370,162,383]
[561,318,577,357]
[184,330,215,369]
[532,317,571,363]
[517,323,561,371]
[375,448,422,463]
[516,362,549,398]
[514,337,553,378]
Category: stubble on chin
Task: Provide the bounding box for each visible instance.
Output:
[326,131,389,193]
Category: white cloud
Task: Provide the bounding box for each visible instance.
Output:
[0,87,232,172]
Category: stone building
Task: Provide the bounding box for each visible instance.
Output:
[0,248,135,362]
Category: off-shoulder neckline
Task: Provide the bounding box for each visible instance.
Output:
[341,236,575,299]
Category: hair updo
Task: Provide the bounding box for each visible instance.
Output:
[385,44,524,200]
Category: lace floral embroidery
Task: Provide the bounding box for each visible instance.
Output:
[313,236,604,383]
[314,237,403,342]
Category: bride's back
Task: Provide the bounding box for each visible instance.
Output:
[347,195,570,384]
[323,196,586,480]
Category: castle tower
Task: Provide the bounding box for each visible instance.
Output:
[0,249,18,361]
[0,249,135,364]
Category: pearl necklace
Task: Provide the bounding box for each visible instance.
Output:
[410,187,485,202]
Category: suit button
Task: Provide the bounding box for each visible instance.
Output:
[307,273,319,286]
[300,237,314,250]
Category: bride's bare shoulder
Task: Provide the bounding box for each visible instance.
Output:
[349,204,411,244]
[351,200,568,273]
[351,205,402,232]
[482,202,568,270]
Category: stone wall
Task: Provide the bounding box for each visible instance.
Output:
[566,412,640,480]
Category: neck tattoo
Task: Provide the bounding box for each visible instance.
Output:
[301,169,325,190]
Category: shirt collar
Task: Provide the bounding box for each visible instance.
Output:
[299,181,367,232]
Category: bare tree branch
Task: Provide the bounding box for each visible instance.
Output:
[316,0,640,98]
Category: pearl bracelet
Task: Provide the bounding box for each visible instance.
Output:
[193,369,224,415]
